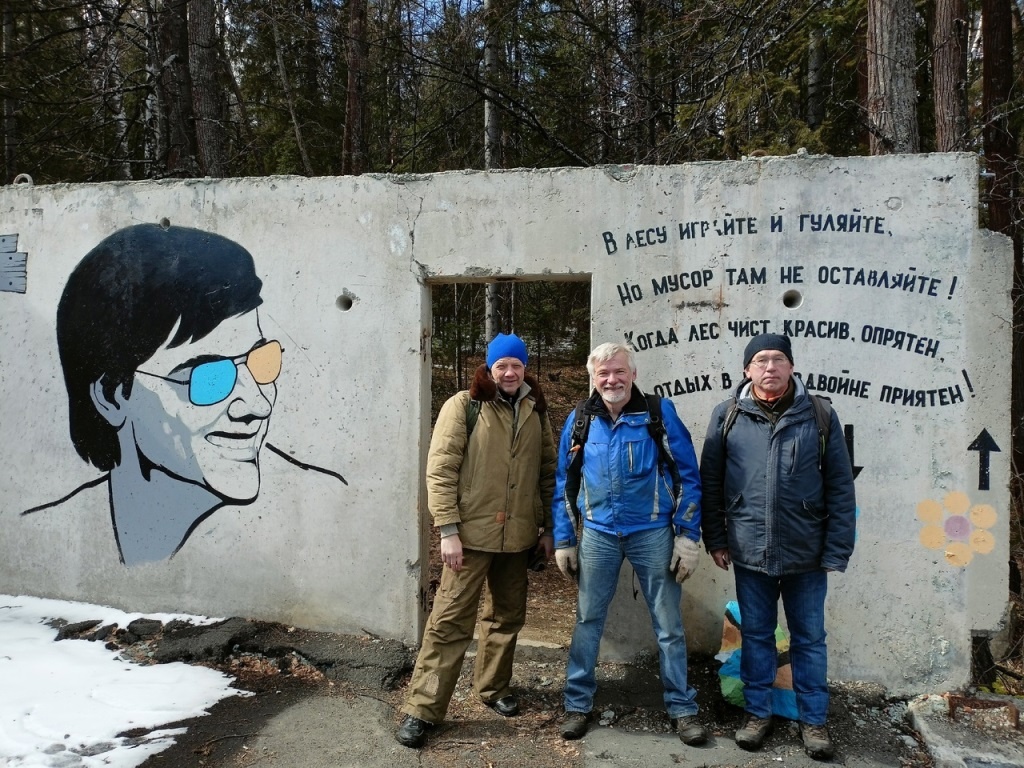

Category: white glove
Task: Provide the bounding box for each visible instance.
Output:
[670,536,700,583]
[555,548,578,580]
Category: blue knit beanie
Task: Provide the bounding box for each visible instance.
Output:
[743,333,793,368]
[486,333,529,368]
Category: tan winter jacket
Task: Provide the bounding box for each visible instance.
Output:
[426,365,557,553]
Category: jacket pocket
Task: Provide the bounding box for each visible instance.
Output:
[726,492,744,514]
[778,438,798,476]
[457,479,476,512]
[660,472,677,509]
[802,499,828,521]
[437,565,471,600]
[625,436,657,478]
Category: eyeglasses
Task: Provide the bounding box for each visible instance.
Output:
[137,340,283,406]
[748,355,790,369]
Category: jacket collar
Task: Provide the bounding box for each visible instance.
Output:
[737,375,809,412]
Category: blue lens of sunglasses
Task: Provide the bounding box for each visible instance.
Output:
[189,358,239,406]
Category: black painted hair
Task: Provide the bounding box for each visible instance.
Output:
[57,224,264,471]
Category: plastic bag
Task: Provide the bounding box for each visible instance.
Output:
[716,600,798,719]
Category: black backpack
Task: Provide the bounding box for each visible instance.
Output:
[561,394,682,524]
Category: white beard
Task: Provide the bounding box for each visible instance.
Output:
[601,386,628,405]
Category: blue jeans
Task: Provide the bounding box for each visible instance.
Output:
[564,526,699,717]
[733,566,829,725]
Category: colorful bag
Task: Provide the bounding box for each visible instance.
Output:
[717,600,799,719]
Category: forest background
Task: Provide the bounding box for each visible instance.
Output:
[3,0,1022,689]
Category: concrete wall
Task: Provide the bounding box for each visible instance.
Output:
[0,153,1011,695]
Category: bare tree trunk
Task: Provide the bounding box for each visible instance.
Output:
[932,0,968,151]
[855,20,870,151]
[454,284,465,389]
[158,0,200,176]
[143,0,164,177]
[866,0,919,153]
[592,0,614,162]
[485,284,500,342]
[483,0,503,170]
[270,2,314,175]
[483,0,505,340]
[189,0,228,176]
[982,0,1024,537]
[635,0,649,158]
[216,0,254,155]
[342,0,368,175]
[807,25,825,130]
[81,4,132,180]
[2,0,18,182]
[983,0,1016,236]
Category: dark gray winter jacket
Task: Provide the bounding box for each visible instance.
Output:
[699,376,856,575]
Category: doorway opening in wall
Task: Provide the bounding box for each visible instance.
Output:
[429,278,591,647]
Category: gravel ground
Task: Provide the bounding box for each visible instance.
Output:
[132,631,935,768]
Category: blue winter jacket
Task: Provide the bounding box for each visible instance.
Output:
[699,376,856,575]
[552,386,702,548]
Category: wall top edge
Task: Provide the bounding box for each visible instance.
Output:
[1,152,981,193]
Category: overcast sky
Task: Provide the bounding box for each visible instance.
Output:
[1,594,242,767]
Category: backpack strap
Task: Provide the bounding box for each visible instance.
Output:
[570,400,589,449]
[721,396,741,440]
[808,394,832,470]
[465,399,482,439]
[644,394,683,513]
[645,393,663,434]
[562,400,590,525]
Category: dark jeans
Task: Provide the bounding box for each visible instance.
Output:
[733,566,829,724]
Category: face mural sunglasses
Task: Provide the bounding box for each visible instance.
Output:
[137,339,283,406]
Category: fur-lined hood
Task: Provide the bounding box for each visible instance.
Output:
[468,364,547,414]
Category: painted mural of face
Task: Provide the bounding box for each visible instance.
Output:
[34,224,331,566]
[130,309,278,501]
[97,309,279,502]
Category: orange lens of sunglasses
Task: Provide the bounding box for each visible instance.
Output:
[247,340,283,384]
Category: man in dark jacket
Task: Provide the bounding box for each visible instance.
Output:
[700,334,856,760]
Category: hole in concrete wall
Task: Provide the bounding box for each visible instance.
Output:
[782,289,803,309]
[336,294,354,311]
[427,278,590,647]
[159,217,171,230]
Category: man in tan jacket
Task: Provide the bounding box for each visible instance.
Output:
[396,333,557,749]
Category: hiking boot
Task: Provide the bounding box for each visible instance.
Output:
[672,715,708,745]
[800,722,834,760]
[485,695,519,717]
[735,714,773,751]
[395,714,433,748]
[560,711,591,740]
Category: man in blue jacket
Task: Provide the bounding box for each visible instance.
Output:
[552,342,705,744]
[700,334,856,760]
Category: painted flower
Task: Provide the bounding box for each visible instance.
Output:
[917,491,997,567]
